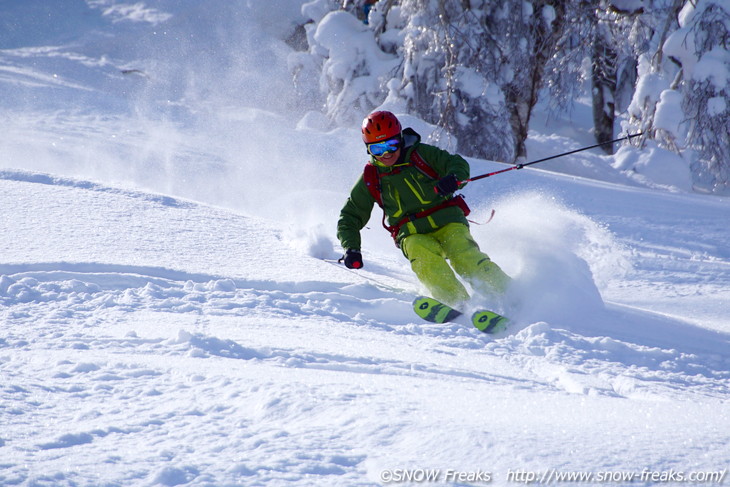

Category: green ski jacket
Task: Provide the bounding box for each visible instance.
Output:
[337,128,471,250]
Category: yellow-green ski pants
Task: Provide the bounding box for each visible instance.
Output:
[401,222,510,307]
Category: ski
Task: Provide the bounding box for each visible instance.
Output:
[413,296,463,323]
[412,296,510,334]
[471,308,510,334]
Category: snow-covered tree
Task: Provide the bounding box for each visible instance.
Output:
[627,0,729,192]
[666,1,730,190]
[590,1,634,154]
[541,1,644,154]
[500,1,567,160]
[395,0,514,161]
[392,0,571,162]
[293,0,729,191]
[289,0,400,126]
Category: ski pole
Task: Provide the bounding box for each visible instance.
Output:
[462,132,642,184]
[322,258,408,293]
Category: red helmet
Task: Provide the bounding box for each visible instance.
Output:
[362,111,402,144]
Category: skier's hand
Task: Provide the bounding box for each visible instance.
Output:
[342,249,363,269]
[435,174,459,196]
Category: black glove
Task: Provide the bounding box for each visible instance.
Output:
[342,249,363,269]
[435,173,459,196]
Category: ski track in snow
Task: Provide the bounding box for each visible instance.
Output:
[2,170,730,486]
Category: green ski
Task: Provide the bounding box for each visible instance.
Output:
[413,296,463,323]
[412,296,510,334]
[471,309,509,334]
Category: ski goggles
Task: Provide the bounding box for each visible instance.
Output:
[367,137,401,156]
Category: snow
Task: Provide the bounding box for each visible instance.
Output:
[612,143,693,191]
[664,4,730,90]
[654,89,685,138]
[707,96,727,116]
[88,1,173,25]
[1,2,730,486]
[692,47,730,88]
[627,56,669,121]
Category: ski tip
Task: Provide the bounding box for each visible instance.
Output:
[471,310,509,334]
[413,296,462,324]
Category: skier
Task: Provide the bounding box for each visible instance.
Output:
[337,110,511,309]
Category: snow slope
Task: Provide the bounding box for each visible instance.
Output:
[2,1,730,486]
[2,166,729,486]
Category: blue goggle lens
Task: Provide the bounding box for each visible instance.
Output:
[368,138,401,156]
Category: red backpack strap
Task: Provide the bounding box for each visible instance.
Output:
[409,150,440,180]
[363,163,383,207]
[362,150,435,209]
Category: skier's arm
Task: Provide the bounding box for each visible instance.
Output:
[337,177,375,251]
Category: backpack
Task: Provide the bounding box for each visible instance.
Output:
[362,149,470,247]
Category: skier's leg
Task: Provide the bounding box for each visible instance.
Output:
[437,223,511,296]
[401,232,470,306]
